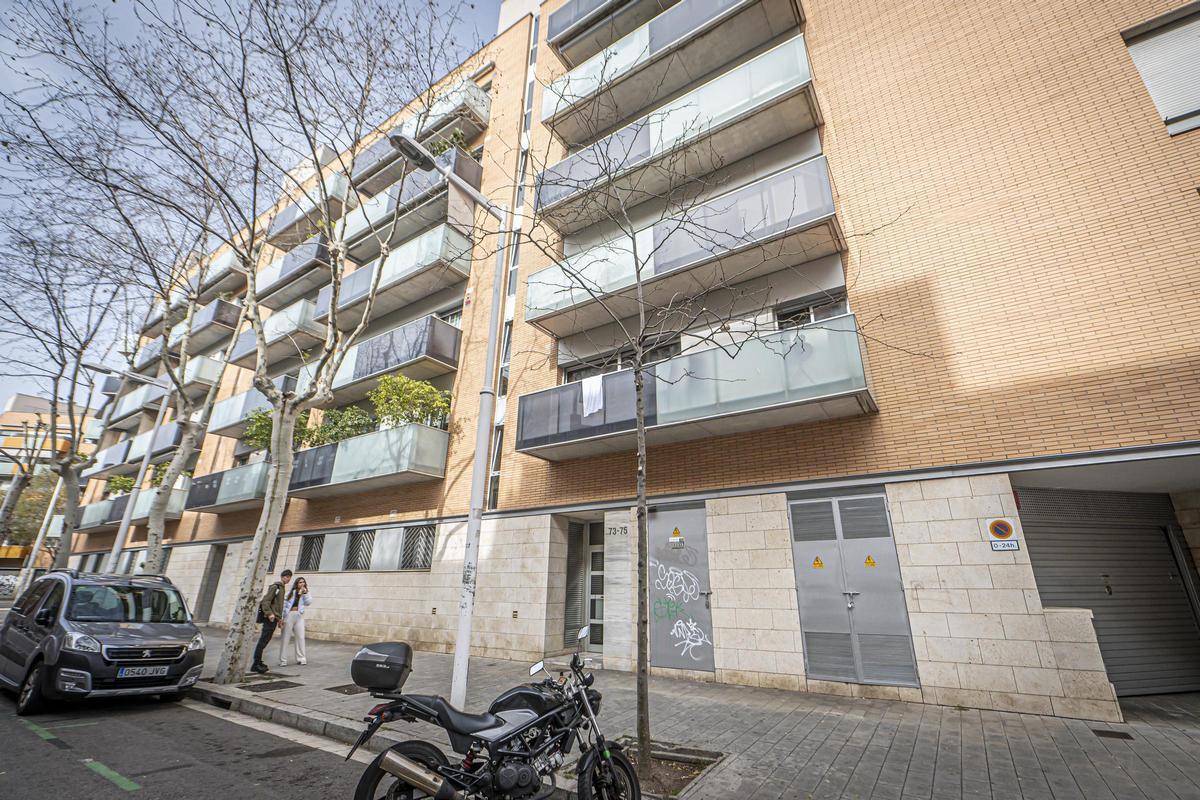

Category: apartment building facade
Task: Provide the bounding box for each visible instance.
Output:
[68,0,1200,722]
[0,393,93,493]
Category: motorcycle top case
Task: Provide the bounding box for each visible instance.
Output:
[351,642,413,691]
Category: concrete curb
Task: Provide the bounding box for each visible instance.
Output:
[187,681,403,754]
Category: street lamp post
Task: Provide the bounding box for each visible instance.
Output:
[391,134,509,708]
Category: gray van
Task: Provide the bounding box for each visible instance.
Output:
[0,570,205,715]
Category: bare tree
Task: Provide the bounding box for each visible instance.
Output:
[1,0,478,682]
[0,212,128,568]
[517,37,870,773]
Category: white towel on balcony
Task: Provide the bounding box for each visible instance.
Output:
[582,375,604,417]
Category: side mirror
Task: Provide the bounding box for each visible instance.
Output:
[529,660,545,677]
[577,626,590,642]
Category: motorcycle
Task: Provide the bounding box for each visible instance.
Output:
[347,626,641,800]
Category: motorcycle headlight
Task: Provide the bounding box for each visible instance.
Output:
[187,632,205,652]
[64,632,102,654]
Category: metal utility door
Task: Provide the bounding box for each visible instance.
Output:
[649,505,715,672]
[1019,488,1200,696]
[789,495,918,686]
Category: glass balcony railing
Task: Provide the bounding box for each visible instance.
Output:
[255,236,331,310]
[516,315,873,459]
[542,0,798,141]
[547,0,683,66]
[315,225,472,323]
[229,299,323,367]
[186,461,271,512]
[266,173,352,244]
[352,80,491,192]
[81,440,132,479]
[78,495,126,530]
[526,156,834,334]
[289,424,448,497]
[133,339,164,372]
[197,248,246,301]
[166,299,241,350]
[342,148,481,260]
[111,382,169,423]
[536,35,813,225]
[299,315,461,402]
[123,420,188,466]
[180,355,226,396]
[129,484,189,522]
[207,376,297,437]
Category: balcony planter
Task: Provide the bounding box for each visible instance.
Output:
[288,424,448,498]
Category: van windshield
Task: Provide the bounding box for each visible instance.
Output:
[66,584,189,623]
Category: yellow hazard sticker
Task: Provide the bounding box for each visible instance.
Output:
[812,556,824,569]
[671,527,682,538]
[864,555,877,568]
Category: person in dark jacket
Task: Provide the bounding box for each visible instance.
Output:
[251,569,292,674]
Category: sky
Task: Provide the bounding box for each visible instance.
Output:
[0,0,503,409]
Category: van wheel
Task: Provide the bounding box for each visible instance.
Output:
[16,663,47,716]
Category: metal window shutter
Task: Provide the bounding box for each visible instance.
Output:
[1018,488,1200,696]
[1126,13,1200,133]
[564,522,587,647]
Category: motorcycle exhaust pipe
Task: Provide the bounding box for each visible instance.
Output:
[379,750,464,800]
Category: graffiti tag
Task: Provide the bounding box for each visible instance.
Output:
[670,618,712,661]
[652,560,701,603]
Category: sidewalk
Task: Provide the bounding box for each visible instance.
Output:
[196,628,1200,799]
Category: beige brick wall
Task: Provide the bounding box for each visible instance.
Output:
[164,543,211,611]
[888,474,1120,721]
[707,493,807,691]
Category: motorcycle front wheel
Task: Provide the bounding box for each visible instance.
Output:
[354,739,451,800]
[577,749,641,800]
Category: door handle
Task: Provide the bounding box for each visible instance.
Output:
[842,590,859,610]
[700,590,713,609]
[842,591,860,596]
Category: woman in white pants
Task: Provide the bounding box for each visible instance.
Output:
[279,576,311,666]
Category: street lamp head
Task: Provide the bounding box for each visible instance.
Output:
[389,134,435,171]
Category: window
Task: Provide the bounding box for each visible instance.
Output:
[439,306,463,328]
[344,530,376,571]
[400,526,436,570]
[776,293,848,330]
[67,584,188,623]
[486,425,504,510]
[14,580,52,616]
[1124,9,1200,135]
[562,338,681,383]
[298,534,325,572]
[267,538,280,572]
[40,582,66,623]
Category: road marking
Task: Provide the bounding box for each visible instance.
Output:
[19,718,58,740]
[180,699,374,764]
[83,759,141,792]
[44,721,102,730]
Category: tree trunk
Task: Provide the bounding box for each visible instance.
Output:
[0,470,31,543]
[52,465,82,569]
[213,403,299,684]
[634,365,652,777]
[143,420,202,575]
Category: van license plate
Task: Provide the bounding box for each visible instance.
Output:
[118,666,169,678]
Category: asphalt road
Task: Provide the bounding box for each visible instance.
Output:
[0,692,365,799]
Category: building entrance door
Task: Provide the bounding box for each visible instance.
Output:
[193,544,227,624]
[788,493,918,686]
[586,522,604,653]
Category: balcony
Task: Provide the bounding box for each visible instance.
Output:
[186,461,270,513]
[526,156,838,336]
[133,339,164,373]
[179,356,226,400]
[141,284,190,336]
[129,484,189,525]
[314,225,472,328]
[342,148,482,263]
[256,236,332,311]
[207,376,297,438]
[516,314,874,460]
[166,299,241,352]
[288,424,448,498]
[266,172,353,247]
[352,80,492,196]
[109,383,169,430]
[98,375,122,396]
[123,421,189,469]
[81,439,132,480]
[196,248,247,304]
[535,34,817,234]
[302,315,461,403]
[547,0,684,67]
[228,299,324,369]
[543,0,801,144]
[77,494,129,532]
